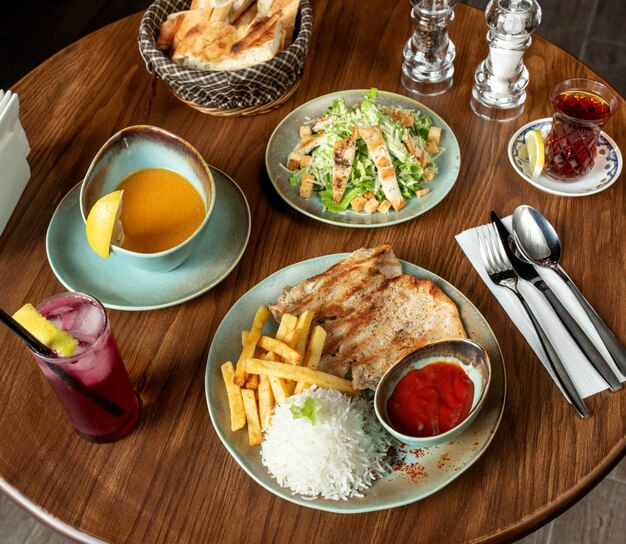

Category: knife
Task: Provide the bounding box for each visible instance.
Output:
[491,211,622,391]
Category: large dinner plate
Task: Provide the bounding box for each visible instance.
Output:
[265,90,461,228]
[205,253,506,513]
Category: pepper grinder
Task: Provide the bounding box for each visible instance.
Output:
[401,0,457,97]
[470,0,542,121]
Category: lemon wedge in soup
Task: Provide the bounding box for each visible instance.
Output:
[13,304,78,357]
[86,190,124,259]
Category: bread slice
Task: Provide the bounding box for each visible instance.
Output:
[208,0,234,22]
[156,11,185,50]
[231,1,258,29]
[158,1,233,51]
[190,0,215,8]
[207,14,282,71]
[158,9,219,51]
[172,21,241,69]
[229,0,256,23]
[257,0,299,48]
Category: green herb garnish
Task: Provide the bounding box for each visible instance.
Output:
[290,397,321,424]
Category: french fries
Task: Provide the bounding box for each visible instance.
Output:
[233,305,270,386]
[268,375,289,404]
[258,336,301,364]
[294,310,314,356]
[293,325,327,395]
[241,358,359,397]
[220,362,246,431]
[258,375,274,431]
[222,305,356,446]
[241,389,263,446]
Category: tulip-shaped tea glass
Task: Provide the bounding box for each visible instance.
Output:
[544,78,618,181]
[29,292,140,442]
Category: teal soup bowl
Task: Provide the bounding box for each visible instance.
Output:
[80,125,215,272]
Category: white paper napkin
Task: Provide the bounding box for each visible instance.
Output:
[0,90,31,237]
[456,216,625,399]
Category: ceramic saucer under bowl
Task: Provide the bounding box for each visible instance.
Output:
[508,118,622,197]
[46,167,250,311]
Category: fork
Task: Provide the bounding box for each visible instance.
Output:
[477,223,589,418]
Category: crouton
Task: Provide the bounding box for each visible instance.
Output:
[377,200,392,214]
[423,168,436,181]
[299,125,313,140]
[299,173,315,199]
[287,152,302,170]
[364,198,379,214]
[350,195,368,212]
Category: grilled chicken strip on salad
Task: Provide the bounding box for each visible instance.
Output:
[332,126,358,203]
[357,125,405,211]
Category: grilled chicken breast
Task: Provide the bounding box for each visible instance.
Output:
[269,245,467,390]
[293,131,328,155]
[332,126,358,203]
[358,126,405,211]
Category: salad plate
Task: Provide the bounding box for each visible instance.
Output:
[508,118,622,197]
[46,167,250,311]
[205,253,505,513]
[265,89,461,227]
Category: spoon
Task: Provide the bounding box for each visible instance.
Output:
[512,205,626,377]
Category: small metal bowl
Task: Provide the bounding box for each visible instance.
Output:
[374,339,491,446]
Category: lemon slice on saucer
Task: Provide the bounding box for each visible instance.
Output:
[525,129,545,180]
[13,304,77,357]
[85,190,124,259]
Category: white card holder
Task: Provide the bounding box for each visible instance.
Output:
[0,131,31,237]
[0,93,29,157]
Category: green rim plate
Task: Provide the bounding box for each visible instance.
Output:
[265,89,461,228]
[205,253,505,513]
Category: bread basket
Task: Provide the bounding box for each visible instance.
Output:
[138,0,312,116]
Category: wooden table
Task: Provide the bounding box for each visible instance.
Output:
[0,2,624,543]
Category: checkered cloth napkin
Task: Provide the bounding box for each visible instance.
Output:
[138,0,313,110]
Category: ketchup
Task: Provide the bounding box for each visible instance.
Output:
[387,362,474,437]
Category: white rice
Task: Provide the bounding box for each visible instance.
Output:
[260,387,390,500]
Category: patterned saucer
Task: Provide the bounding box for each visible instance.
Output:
[508,118,622,197]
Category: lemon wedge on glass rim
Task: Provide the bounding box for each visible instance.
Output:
[12,304,77,357]
[524,129,545,180]
[85,190,124,259]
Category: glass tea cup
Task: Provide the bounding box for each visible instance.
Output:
[544,78,618,181]
[29,292,140,443]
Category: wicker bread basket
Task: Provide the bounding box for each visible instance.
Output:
[138,0,312,116]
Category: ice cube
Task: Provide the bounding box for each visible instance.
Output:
[70,303,105,339]
[47,315,64,330]
[62,309,79,332]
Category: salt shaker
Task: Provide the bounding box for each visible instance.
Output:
[470,0,541,121]
[401,0,457,97]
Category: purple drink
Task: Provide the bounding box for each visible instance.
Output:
[31,292,140,442]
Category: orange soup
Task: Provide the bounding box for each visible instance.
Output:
[117,168,206,253]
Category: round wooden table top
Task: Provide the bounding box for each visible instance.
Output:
[1,2,624,543]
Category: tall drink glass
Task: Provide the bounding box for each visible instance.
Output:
[544,78,618,180]
[30,292,140,442]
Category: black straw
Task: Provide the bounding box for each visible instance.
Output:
[1,307,125,418]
